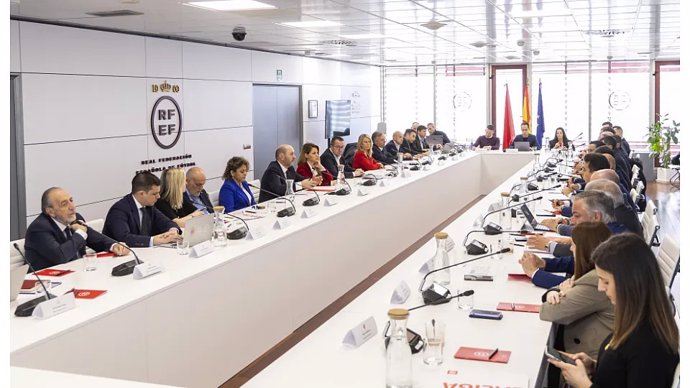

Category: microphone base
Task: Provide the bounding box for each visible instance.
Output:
[362,180,376,186]
[302,199,319,207]
[111,259,140,277]
[421,289,452,305]
[15,294,57,317]
[227,228,248,240]
[277,208,296,218]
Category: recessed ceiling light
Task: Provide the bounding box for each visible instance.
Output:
[510,9,572,18]
[184,0,275,11]
[280,20,341,28]
[339,33,386,40]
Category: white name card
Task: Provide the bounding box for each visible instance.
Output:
[246,226,267,240]
[452,154,461,161]
[133,261,163,280]
[301,208,318,219]
[273,218,292,230]
[32,292,76,320]
[191,240,214,258]
[401,170,412,178]
[342,316,378,348]
[423,164,431,171]
[324,196,339,206]
[418,258,433,274]
[390,281,412,304]
[357,188,369,196]
[379,179,390,187]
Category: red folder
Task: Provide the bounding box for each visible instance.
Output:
[507,273,532,282]
[96,252,115,258]
[35,269,74,277]
[454,346,511,363]
[497,302,541,313]
[72,289,107,299]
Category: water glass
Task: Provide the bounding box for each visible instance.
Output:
[176,239,189,255]
[457,289,474,310]
[83,252,97,271]
[423,320,446,365]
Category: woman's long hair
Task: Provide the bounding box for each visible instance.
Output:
[298,143,319,165]
[593,234,679,353]
[551,127,570,146]
[357,134,373,157]
[159,168,185,210]
[571,221,611,280]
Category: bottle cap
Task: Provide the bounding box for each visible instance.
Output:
[388,308,409,320]
[520,176,528,180]
[434,231,448,239]
[500,192,510,197]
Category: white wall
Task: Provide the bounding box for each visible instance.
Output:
[12,21,381,223]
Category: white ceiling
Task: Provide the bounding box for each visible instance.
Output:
[10,0,681,66]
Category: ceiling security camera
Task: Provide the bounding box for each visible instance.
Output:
[232,27,247,41]
[517,39,525,47]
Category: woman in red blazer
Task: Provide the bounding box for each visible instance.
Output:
[352,134,384,171]
[296,143,334,186]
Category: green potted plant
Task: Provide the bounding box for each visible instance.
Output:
[647,114,680,182]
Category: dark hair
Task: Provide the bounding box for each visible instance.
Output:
[297,143,319,165]
[551,127,570,144]
[416,125,427,132]
[41,187,61,214]
[330,136,344,146]
[404,129,416,137]
[571,222,611,280]
[131,172,161,193]
[584,153,610,172]
[222,156,250,180]
[486,124,494,131]
[521,121,529,127]
[611,135,622,144]
[600,127,616,135]
[601,136,618,149]
[593,234,679,353]
[589,140,604,148]
[595,146,614,156]
[601,121,613,127]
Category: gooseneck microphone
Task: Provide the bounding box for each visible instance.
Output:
[361,173,379,186]
[222,212,250,240]
[408,290,475,311]
[13,243,56,317]
[303,187,321,207]
[69,220,140,277]
[510,184,561,203]
[248,183,296,217]
[462,229,526,246]
[479,196,543,226]
[419,248,512,303]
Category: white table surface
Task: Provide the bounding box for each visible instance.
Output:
[11,367,181,387]
[10,151,537,387]
[245,157,557,388]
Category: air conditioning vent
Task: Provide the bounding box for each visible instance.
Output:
[86,10,143,17]
[320,40,356,46]
[585,29,626,37]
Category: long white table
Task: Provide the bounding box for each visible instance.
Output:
[245,158,555,387]
[10,151,535,387]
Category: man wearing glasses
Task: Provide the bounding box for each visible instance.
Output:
[320,136,364,179]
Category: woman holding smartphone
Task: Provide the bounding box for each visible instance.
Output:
[549,234,679,387]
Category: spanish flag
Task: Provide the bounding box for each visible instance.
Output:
[522,84,531,133]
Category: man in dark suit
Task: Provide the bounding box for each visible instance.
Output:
[24,187,130,271]
[427,123,451,144]
[184,166,213,214]
[371,131,396,165]
[320,136,364,180]
[414,125,429,151]
[259,144,321,203]
[103,172,181,247]
[384,131,412,160]
[400,129,425,155]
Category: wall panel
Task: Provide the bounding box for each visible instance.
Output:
[183,80,252,131]
[182,42,251,81]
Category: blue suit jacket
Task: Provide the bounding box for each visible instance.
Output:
[24,213,116,271]
[103,195,179,247]
[219,179,256,212]
[532,256,574,289]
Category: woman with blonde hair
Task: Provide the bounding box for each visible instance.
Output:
[155,168,202,228]
[352,133,383,171]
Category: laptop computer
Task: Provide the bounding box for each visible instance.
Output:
[183,213,215,247]
[520,204,552,232]
[513,141,532,151]
[10,264,29,302]
[425,135,444,147]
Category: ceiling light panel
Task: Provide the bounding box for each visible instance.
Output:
[280,20,342,28]
[184,0,276,11]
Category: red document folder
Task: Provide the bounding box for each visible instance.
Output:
[496,302,541,313]
[454,347,511,363]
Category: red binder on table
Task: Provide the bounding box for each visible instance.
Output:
[496,302,541,313]
[454,346,511,363]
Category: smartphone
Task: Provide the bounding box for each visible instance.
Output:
[468,309,503,320]
[545,346,576,365]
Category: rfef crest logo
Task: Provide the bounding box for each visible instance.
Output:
[151,95,182,149]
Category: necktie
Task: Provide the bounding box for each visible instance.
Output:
[141,207,151,236]
[64,227,72,239]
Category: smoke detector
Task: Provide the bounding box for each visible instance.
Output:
[421,20,447,31]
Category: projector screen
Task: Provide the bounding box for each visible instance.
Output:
[325,100,351,139]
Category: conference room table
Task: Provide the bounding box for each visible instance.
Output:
[10,150,537,387]
[245,156,559,387]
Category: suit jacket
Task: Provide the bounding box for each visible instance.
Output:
[532,256,574,289]
[155,197,197,221]
[400,139,421,155]
[431,130,451,144]
[24,213,116,271]
[372,145,396,165]
[539,270,614,358]
[320,148,356,179]
[219,179,256,212]
[103,194,179,247]
[413,136,427,151]
[352,150,381,171]
[384,140,409,160]
[296,162,334,186]
[183,189,214,214]
[259,161,307,203]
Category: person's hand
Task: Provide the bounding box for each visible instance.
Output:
[519,252,545,277]
[551,199,564,210]
[559,278,573,292]
[154,230,181,245]
[301,178,316,189]
[403,153,412,158]
[562,186,574,196]
[527,235,553,251]
[377,163,384,168]
[69,222,88,234]
[189,210,203,219]
[549,355,594,388]
[111,243,130,256]
[540,218,559,231]
[546,290,561,304]
[312,175,323,185]
[354,169,364,177]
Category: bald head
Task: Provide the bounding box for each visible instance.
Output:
[276,144,296,167]
[585,179,624,207]
[185,167,207,196]
[591,169,620,184]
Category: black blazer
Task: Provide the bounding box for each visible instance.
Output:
[182,189,214,214]
[24,213,116,271]
[372,145,396,165]
[400,139,421,155]
[320,148,356,179]
[432,130,451,144]
[103,194,179,247]
[258,161,308,203]
[155,198,197,221]
[384,140,401,158]
[413,136,427,151]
